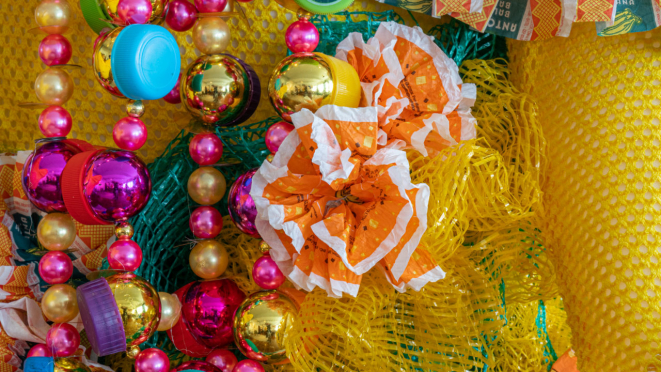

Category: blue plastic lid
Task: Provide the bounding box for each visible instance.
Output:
[111,24,181,100]
[24,357,54,372]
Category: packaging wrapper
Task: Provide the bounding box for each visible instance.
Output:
[596,1,661,36]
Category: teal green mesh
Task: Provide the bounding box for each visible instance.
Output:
[428,19,508,68]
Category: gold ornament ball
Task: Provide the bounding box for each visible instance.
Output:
[115,221,134,240]
[296,8,312,20]
[35,0,72,34]
[187,167,227,205]
[107,272,161,347]
[157,292,182,331]
[126,100,145,118]
[92,27,124,98]
[100,0,167,24]
[35,67,74,106]
[266,154,275,163]
[42,284,79,323]
[37,213,77,251]
[54,357,92,372]
[192,17,231,55]
[181,54,249,124]
[259,241,271,253]
[233,290,298,364]
[126,345,141,359]
[189,240,229,279]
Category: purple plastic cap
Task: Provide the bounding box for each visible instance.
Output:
[77,278,126,356]
[218,54,261,127]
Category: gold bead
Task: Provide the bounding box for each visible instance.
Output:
[189,240,229,279]
[126,345,141,359]
[35,0,72,34]
[37,213,76,251]
[266,154,275,163]
[35,67,74,106]
[126,100,145,118]
[157,292,182,331]
[188,167,227,205]
[42,284,78,323]
[297,8,312,20]
[115,221,134,240]
[259,240,271,253]
[192,17,231,55]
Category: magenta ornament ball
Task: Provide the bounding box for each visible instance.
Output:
[163,72,182,104]
[27,344,52,358]
[39,251,73,285]
[39,106,72,138]
[190,132,223,165]
[285,19,319,54]
[227,169,259,238]
[252,253,286,290]
[205,349,237,372]
[39,34,72,66]
[46,323,80,357]
[113,117,148,151]
[264,121,294,154]
[135,348,169,372]
[171,361,221,372]
[108,239,143,271]
[189,206,223,239]
[165,0,197,32]
[232,360,264,372]
[195,0,228,12]
[117,0,153,25]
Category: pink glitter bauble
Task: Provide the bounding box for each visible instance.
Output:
[117,0,153,25]
[39,106,72,137]
[166,0,197,31]
[195,0,228,12]
[189,206,223,239]
[232,360,264,372]
[205,349,237,372]
[108,239,143,271]
[113,117,148,151]
[46,323,80,357]
[285,19,319,54]
[39,34,72,66]
[252,253,286,290]
[39,251,73,284]
[189,132,223,165]
[264,121,294,154]
[135,348,169,372]
[27,344,52,358]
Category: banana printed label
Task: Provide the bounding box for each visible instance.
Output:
[596,0,661,36]
[484,0,574,40]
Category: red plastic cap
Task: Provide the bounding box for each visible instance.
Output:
[61,149,112,225]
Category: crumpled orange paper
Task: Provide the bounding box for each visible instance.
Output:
[252,106,444,297]
[336,22,477,157]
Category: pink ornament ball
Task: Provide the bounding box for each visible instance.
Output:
[195,0,228,12]
[117,0,153,25]
[166,0,198,32]
[285,19,319,54]
[39,106,72,137]
[27,344,52,358]
[190,132,223,165]
[190,206,223,239]
[163,72,182,104]
[107,239,143,271]
[232,360,264,372]
[39,34,72,66]
[46,323,80,357]
[113,117,148,151]
[135,348,170,372]
[206,349,237,372]
[265,121,295,154]
[252,253,286,290]
[39,251,73,285]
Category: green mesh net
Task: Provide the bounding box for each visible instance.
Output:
[428,18,508,68]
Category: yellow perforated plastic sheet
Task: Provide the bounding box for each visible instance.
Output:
[509,22,661,372]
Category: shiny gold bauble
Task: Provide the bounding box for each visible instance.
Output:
[297,8,312,20]
[157,292,181,331]
[259,240,271,253]
[53,357,92,372]
[187,166,227,205]
[35,67,74,105]
[37,213,77,251]
[181,54,249,124]
[107,272,161,347]
[266,154,275,163]
[35,0,72,34]
[126,100,145,118]
[100,0,167,24]
[92,27,124,98]
[126,345,141,359]
[189,240,229,279]
[42,284,79,323]
[233,290,298,364]
[192,17,231,55]
[115,221,134,240]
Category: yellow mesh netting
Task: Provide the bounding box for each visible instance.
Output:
[509,22,661,372]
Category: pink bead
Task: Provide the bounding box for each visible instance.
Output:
[195,0,228,12]
[46,323,80,357]
[252,253,286,290]
[39,251,73,285]
[163,72,182,104]
[206,349,237,372]
[135,348,170,372]
[27,344,52,358]
[189,206,223,239]
[108,239,143,271]
[264,121,295,154]
[39,106,72,137]
[166,0,198,32]
[189,132,223,165]
[117,0,153,25]
[39,34,72,66]
[113,117,148,151]
[285,19,319,54]
[232,360,264,372]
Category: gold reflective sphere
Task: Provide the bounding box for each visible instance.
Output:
[107,273,161,347]
[126,345,141,359]
[37,213,77,251]
[187,166,227,205]
[192,17,231,55]
[181,54,249,124]
[189,240,229,279]
[233,290,298,364]
[100,0,167,24]
[126,100,145,118]
[259,241,271,253]
[42,284,79,323]
[54,357,92,372]
[92,28,125,98]
[35,67,74,105]
[296,8,312,20]
[115,221,134,239]
[35,0,72,34]
[157,292,182,331]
